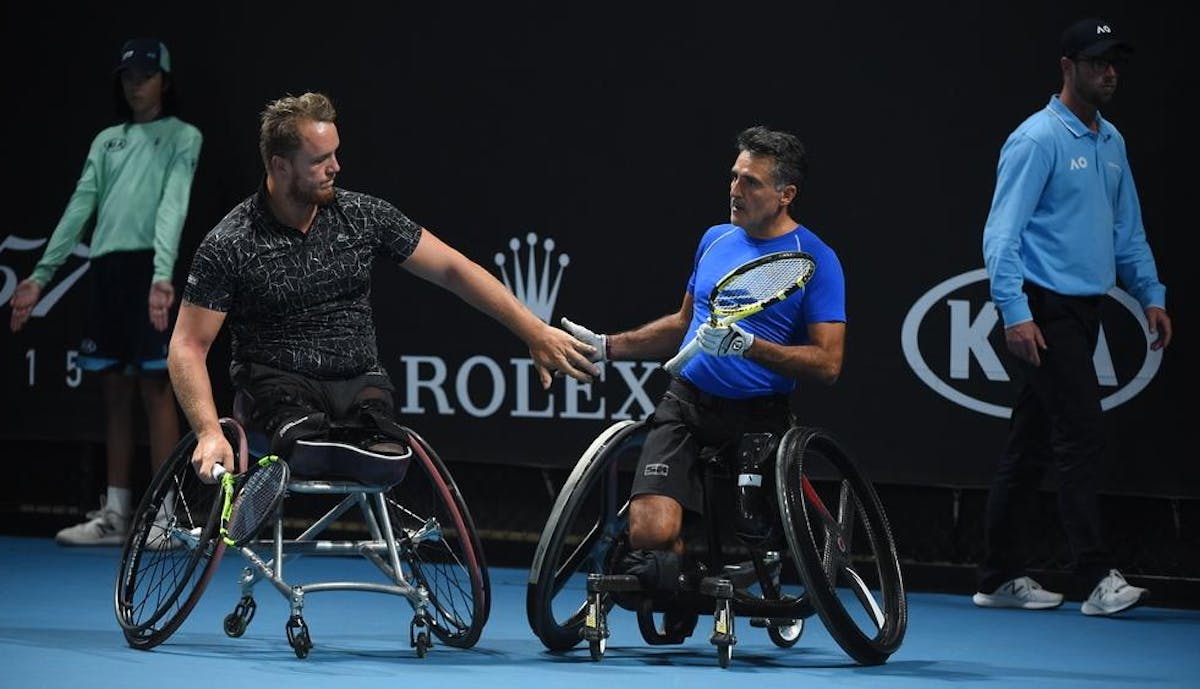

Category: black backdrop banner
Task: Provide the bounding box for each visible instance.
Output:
[2,2,1192,497]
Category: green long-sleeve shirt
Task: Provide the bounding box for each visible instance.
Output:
[31,115,202,286]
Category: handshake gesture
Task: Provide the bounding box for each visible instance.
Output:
[559,317,755,366]
[560,317,609,363]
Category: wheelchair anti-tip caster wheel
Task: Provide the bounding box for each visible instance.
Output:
[582,581,610,661]
[709,580,736,669]
[286,614,312,659]
[411,615,436,658]
[224,596,257,638]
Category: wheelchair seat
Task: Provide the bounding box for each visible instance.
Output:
[289,432,412,487]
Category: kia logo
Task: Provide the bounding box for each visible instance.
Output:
[901,268,1162,418]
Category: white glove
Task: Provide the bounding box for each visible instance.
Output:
[560,317,608,363]
[697,322,755,358]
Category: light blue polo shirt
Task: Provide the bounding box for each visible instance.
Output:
[981,95,1165,328]
[678,223,845,398]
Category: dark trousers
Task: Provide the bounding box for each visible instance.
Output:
[977,285,1113,595]
[231,361,397,455]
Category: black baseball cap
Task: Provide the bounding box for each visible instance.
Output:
[114,37,172,74]
[1060,18,1133,58]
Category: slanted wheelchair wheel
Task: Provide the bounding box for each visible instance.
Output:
[383,427,490,649]
[114,418,243,649]
[526,419,646,651]
[775,426,907,666]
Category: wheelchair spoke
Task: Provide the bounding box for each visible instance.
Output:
[552,521,604,595]
[821,481,858,583]
[802,475,851,561]
[841,563,886,629]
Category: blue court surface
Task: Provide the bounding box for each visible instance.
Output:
[2,535,1197,689]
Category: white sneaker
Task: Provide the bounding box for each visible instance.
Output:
[973,576,1064,610]
[1081,569,1149,616]
[55,504,129,546]
[143,514,182,551]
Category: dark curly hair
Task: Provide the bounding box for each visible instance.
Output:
[736,126,808,208]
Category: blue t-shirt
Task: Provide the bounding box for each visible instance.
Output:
[679,224,845,398]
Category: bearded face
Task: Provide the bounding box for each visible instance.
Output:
[282,119,340,206]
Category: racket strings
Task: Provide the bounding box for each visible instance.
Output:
[227,462,287,542]
[713,257,815,313]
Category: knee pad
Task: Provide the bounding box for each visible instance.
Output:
[268,411,330,457]
[734,432,780,548]
[621,549,682,592]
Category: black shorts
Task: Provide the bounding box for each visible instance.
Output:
[231,360,397,454]
[630,378,793,515]
[77,250,170,374]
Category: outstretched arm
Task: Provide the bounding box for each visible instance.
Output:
[402,228,599,388]
[561,291,694,363]
[611,292,694,359]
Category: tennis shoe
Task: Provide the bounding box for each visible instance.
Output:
[1081,569,1149,616]
[143,512,182,551]
[55,503,129,546]
[972,576,1063,610]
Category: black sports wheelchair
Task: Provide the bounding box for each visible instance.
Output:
[526,419,907,668]
[112,404,489,659]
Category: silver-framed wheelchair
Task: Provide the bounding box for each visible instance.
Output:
[113,415,489,658]
[526,419,907,668]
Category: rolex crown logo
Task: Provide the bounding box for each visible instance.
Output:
[494,232,570,323]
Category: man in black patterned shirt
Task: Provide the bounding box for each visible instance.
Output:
[169,92,599,480]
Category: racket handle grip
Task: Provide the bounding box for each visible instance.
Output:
[663,337,702,376]
[211,464,227,480]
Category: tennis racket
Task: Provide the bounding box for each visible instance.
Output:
[663,250,817,376]
[212,455,290,547]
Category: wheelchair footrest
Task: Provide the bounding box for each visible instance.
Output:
[749,616,798,628]
[588,573,643,593]
[699,576,735,599]
[636,597,695,646]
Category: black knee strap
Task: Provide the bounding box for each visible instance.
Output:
[622,549,682,592]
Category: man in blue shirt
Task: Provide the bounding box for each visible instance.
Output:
[562,126,846,600]
[975,18,1172,617]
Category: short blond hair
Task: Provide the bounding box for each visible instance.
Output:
[259,92,337,168]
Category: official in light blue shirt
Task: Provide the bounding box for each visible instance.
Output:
[982,94,1165,328]
[974,17,1172,618]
